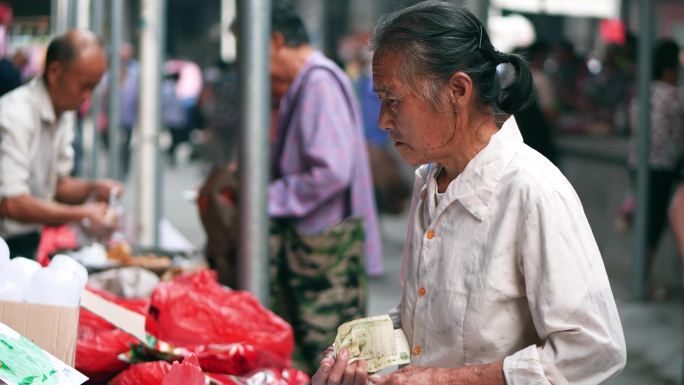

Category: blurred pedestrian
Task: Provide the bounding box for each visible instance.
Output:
[513,43,558,165]
[204,60,239,166]
[260,0,382,372]
[313,2,625,384]
[0,30,122,259]
[628,39,684,297]
[99,42,140,178]
[162,71,188,166]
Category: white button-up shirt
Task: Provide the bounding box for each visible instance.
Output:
[0,78,75,237]
[393,117,626,384]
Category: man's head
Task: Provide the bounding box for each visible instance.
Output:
[44,29,107,114]
[268,0,311,97]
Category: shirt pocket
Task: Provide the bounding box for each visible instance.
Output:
[484,252,525,298]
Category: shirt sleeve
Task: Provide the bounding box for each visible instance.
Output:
[504,190,626,385]
[0,102,32,198]
[268,71,356,218]
[56,113,75,178]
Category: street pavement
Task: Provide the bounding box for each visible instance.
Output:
[136,142,682,384]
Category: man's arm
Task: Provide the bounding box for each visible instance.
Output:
[0,194,105,226]
[55,177,123,205]
[55,176,95,204]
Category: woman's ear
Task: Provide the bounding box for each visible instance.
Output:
[447,71,473,109]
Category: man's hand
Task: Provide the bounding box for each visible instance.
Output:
[92,179,123,202]
[311,348,369,385]
[80,202,116,239]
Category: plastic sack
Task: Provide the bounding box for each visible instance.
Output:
[162,355,205,385]
[109,361,171,385]
[207,368,310,385]
[36,225,78,266]
[146,270,294,374]
[76,287,149,383]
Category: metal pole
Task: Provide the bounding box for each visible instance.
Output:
[107,0,123,181]
[154,0,166,248]
[631,0,653,301]
[477,0,489,29]
[67,0,77,29]
[89,0,103,179]
[137,0,164,247]
[75,0,90,30]
[51,0,69,35]
[237,0,271,302]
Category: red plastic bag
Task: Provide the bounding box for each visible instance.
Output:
[146,270,294,374]
[207,368,310,385]
[36,225,78,266]
[76,288,149,383]
[111,355,204,385]
[162,355,205,385]
[110,361,171,385]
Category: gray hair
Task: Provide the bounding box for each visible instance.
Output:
[370,1,532,113]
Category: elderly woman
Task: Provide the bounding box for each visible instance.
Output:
[312,2,626,385]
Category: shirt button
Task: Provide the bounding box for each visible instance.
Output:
[426,230,436,239]
[412,345,422,355]
[418,287,426,297]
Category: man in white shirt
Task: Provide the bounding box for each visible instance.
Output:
[0,29,121,259]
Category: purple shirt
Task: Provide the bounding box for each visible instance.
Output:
[268,51,383,276]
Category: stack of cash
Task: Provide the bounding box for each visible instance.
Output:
[333,315,411,373]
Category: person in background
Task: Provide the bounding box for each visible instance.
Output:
[313,2,625,384]
[513,43,558,165]
[117,42,139,178]
[629,39,684,298]
[99,42,139,178]
[162,71,188,166]
[263,0,382,371]
[0,30,122,259]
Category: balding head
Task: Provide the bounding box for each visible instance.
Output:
[44,29,107,114]
[45,29,104,70]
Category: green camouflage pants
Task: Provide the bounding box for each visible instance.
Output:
[269,217,367,374]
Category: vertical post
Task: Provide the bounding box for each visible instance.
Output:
[51,0,69,35]
[477,0,489,29]
[237,0,271,302]
[107,0,123,181]
[631,0,653,301]
[89,0,103,179]
[221,0,237,62]
[137,0,165,247]
[75,0,90,30]
[67,0,77,28]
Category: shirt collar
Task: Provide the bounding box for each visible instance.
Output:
[419,116,524,221]
[32,77,58,125]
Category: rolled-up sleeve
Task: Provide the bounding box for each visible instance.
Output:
[504,190,626,385]
[0,106,32,198]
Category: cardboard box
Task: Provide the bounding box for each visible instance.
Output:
[0,300,78,366]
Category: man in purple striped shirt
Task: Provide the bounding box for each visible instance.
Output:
[268,2,383,278]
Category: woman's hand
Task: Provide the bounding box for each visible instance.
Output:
[311,348,369,385]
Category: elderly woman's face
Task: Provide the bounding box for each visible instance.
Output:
[372,51,456,166]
